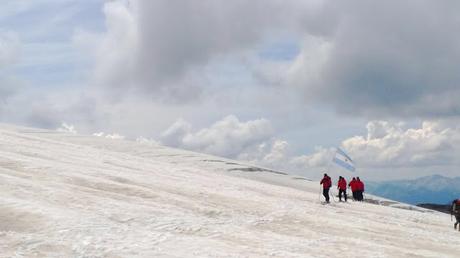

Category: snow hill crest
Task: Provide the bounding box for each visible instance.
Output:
[0,124,458,257]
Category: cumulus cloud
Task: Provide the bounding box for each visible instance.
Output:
[261,140,289,165]
[290,147,335,168]
[136,136,159,145]
[343,120,460,168]
[160,118,192,148]
[237,139,290,168]
[158,115,460,178]
[298,120,460,170]
[56,122,77,134]
[93,132,125,140]
[160,115,274,158]
[160,116,314,173]
[56,123,127,140]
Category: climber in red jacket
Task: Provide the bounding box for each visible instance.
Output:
[349,177,357,201]
[355,177,365,201]
[337,176,347,202]
[320,173,332,203]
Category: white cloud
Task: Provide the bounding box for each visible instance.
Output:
[261,140,289,165]
[285,35,332,93]
[160,118,192,148]
[105,133,125,140]
[290,147,334,168]
[237,139,289,168]
[160,115,274,158]
[49,116,460,180]
[90,1,138,92]
[343,120,458,168]
[135,136,159,145]
[56,122,77,134]
[298,120,460,171]
[159,116,315,173]
[93,132,125,140]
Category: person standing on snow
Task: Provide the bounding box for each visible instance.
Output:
[356,177,365,201]
[349,177,357,201]
[320,173,332,203]
[337,176,347,202]
[451,199,460,231]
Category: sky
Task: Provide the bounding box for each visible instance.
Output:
[1,0,460,181]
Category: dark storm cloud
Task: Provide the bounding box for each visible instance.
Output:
[90,0,460,118]
[135,0,287,83]
[298,0,460,118]
[91,0,302,100]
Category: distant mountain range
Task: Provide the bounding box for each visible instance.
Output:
[366,175,460,205]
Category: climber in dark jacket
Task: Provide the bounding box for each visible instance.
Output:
[452,199,460,231]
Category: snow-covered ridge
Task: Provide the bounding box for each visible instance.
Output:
[0,124,458,257]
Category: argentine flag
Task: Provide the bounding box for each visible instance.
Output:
[333,148,355,172]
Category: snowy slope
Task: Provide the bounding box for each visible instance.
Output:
[0,124,459,258]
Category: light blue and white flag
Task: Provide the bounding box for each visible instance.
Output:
[333,148,355,172]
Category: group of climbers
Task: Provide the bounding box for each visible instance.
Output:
[320,173,365,203]
[321,174,460,232]
[349,177,365,201]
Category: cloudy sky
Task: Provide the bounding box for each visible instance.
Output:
[1,0,460,180]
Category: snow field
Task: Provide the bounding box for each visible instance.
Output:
[0,125,459,257]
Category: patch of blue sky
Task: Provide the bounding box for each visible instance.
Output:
[12,41,88,89]
[204,58,258,90]
[1,1,105,42]
[14,62,85,90]
[258,40,300,61]
[1,1,105,90]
